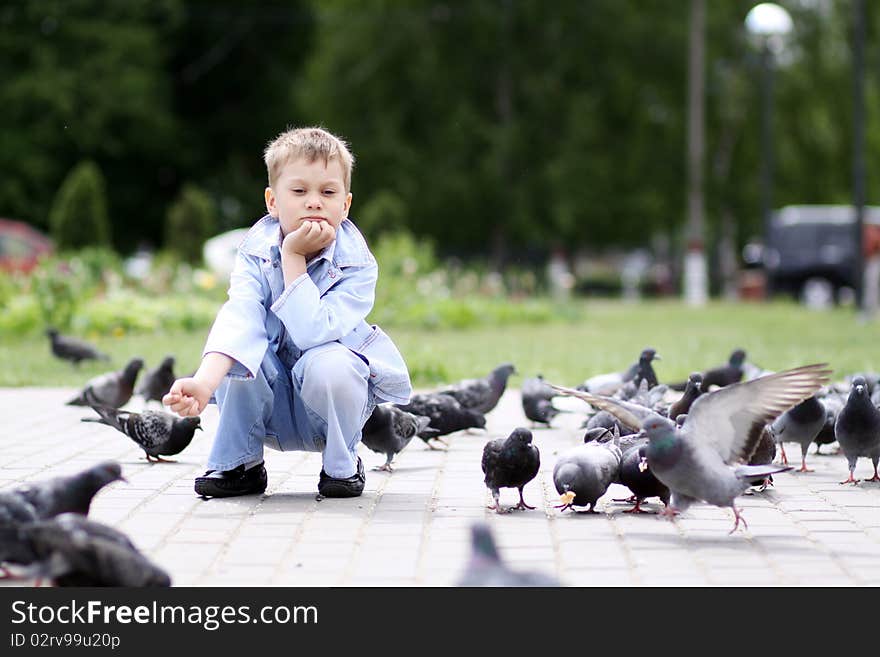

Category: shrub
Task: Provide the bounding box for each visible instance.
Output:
[164,184,218,264]
[49,161,112,250]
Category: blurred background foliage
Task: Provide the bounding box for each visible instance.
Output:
[2,0,877,262]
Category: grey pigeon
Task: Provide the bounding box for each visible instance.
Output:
[551,363,831,533]
[82,403,202,462]
[136,355,176,403]
[577,347,658,396]
[6,513,171,587]
[455,522,561,587]
[769,395,826,472]
[833,376,880,484]
[360,404,433,471]
[521,374,566,426]
[12,461,125,519]
[553,428,622,513]
[481,428,540,514]
[46,328,109,365]
[396,392,486,448]
[66,357,145,408]
[667,373,703,419]
[437,363,516,415]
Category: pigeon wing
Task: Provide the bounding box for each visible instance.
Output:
[548,383,647,433]
[682,363,831,464]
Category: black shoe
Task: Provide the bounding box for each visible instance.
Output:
[194,462,267,498]
[317,457,365,498]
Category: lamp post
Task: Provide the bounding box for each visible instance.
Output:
[744,3,792,268]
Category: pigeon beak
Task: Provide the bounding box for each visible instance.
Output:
[638,456,649,473]
[653,354,662,361]
[119,475,130,484]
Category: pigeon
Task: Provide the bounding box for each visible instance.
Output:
[46,328,109,365]
[11,461,125,519]
[360,404,434,471]
[768,395,826,472]
[551,363,831,533]
[744,426,778,491]
[396,392,486,448]
[5,513,171,587]
[521,374,566,426]
[669,348,747,391]
[136,355,177,403]
[553,428,622,513]
[616,442,670,514]
[481,428,540,514]
[833,376,880,484]
[82,402,202,462]
[577,347,658,396]
[436,363,516,415]
[455,522,561,587]
[667,373,703,419]
[631,348,661,390]
[66,357,145,408]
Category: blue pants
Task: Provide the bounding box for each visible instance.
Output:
[208,342,375,479]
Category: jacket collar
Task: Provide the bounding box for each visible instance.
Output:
[237,215,373,268]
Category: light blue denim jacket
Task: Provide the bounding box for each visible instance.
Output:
[203,214,412,405]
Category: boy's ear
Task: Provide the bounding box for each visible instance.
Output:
[343,192,352,218]
[265,187,277,217]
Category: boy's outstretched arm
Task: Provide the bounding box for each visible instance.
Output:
[162,352,235,417]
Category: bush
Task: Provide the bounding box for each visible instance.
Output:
[49,161,112,250]
[164,184,217,264]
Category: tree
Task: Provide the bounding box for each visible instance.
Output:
[48,160,111,250]
[164,183,217,264]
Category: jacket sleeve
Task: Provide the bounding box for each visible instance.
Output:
[270,261,377,351]
[202,251,270,378]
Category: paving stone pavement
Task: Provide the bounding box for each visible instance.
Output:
[1,387,879,587]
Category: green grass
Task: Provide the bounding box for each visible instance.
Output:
[1,299,875,388]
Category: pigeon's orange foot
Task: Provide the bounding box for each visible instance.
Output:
[796,465,814,473]
[372,463,393,472]
[839,474,860,485]
[613,495,638,503]
[728,506,749,534]
[623,500,654,514]
[660,506,680,520]
[864,473,880,482]
[511,501,535,511]
[553,503,574,513]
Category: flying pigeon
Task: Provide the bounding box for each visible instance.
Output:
[6,513,171,587]
[551,363,831,533]
[396,392,486,448]
[481,428,540,514]
[667,373,703,419]
[82,403,202,462]
[436,363,516,415]
[521,374,566,426]
[66,357,145,408]
[553,428,622,513]
[360,404,434,471]
[46,328,109,366]
[455,522,561,587]
[768,395,826,472]
[136,355,177,404]
[833,376,880,484]
[669,348,747,391]
[12,461,125,519]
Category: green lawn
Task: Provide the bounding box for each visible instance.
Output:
[1,299,875,388]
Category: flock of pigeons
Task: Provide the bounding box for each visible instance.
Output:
[5,329,877,587]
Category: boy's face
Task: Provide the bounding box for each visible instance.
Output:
[265,156,352,237]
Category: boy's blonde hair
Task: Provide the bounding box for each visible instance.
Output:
[263,126,355,191]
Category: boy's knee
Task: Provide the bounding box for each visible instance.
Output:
[299,344,369,405]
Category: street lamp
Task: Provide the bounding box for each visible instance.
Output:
[744,3,793,273]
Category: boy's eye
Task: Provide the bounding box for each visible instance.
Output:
[323,190,336,195]
[291,188,305,194]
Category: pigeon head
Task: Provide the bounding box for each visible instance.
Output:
[507,427,533,445]
[639,348,659,363]
[61,461,125,516]
[850,376,868,397]
[183,417,203,432]
[46,328,59,340]
[729,349,747,366]
[688,372,703,387]
[86,461,126,487]
[160,356,175,370]
[468,523,502,565]
[583,427,611,444]
[641,415,677,441]
[674,414,688,427]
[124,358,146,376]
[468,410,488,429]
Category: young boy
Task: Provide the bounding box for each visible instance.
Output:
[163,126,412,499]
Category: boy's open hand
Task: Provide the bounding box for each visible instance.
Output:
[163,377,212,417]
[282,221,336,258]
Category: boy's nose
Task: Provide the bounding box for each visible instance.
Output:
[305,195,322,209]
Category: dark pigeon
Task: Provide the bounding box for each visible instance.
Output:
[396,392,486,449]
[744,426,778,491]
[66,357,145,408]
[46,328,109,366]
[667,373,703,419]
[833,376,880,484]
[631,348,661,390]
[6,513,171,587]
[617,442,670,514]
[669,348,747,391]
[521,375,566,426]
[437,363,516,415]
[360,404,433,471]
[769,395,826,472]
[13,461,125,519]
[577,347,658,396]
[553,364,830,533]
[553,429,622,513]
[136,355,177,403]
[481,428,540,514]
[455,522,561,587]
[82,403,202,462]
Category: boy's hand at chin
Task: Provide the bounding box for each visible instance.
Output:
[282,221,336,258]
